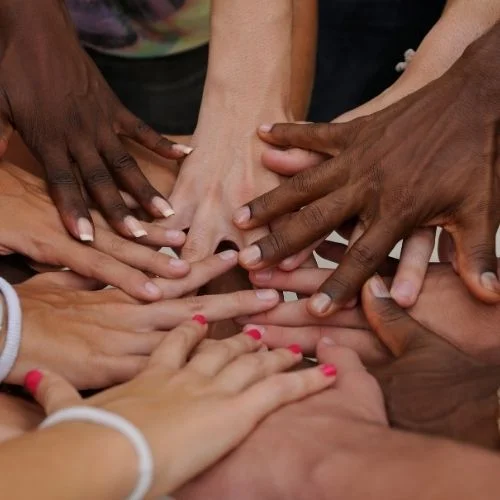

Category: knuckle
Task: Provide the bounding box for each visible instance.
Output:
[110,152,137,173]
[84,166,113,187]
[238,353,264,371]
[134,120,152,136]
[183,295,203,314]
[47,169,76,186]
[348,242,377,271]
[299,203,329,229]
[290,172,315,195]
[263,232,292,258]
[153,136,172,151]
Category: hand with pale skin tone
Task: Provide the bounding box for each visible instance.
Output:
[0,319,336,499]
[236,15,500,310]
[0,0,193,242]
[5,251,281,389]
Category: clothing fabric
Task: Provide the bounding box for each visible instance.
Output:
[66,0,210,58]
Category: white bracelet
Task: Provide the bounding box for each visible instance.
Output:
[40,406,154,500]
[0,278,22,383]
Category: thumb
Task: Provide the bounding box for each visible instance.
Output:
[26,271,104,291]
[261,147,327,175]
[0,110,13,158]
[24,369,82,415]
[361,275,429,357]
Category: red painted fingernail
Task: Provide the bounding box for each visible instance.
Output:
[192,315,207,325]
[319,364,337,377]
[287,344,302,355]
[24,370,43,394]
[246,329,262,340]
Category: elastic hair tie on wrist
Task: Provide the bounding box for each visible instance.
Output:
[40,406,154,500]
[0,278,22,383]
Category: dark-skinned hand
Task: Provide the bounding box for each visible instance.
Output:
[234,24,500,317]
[0,0,191,241]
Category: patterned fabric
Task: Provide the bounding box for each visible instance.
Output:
[66,0,209,58]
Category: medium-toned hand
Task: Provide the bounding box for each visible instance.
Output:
[8,251,281,389]
[31,319,336,497]
[235,26,500,316]
[0,0,189,241]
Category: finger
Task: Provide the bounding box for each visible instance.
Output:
[261,147,327,175]
[309,221,402,316]
[0,114,13,157]
[152,250,239,299]
[119,110,192,159]
[451,220,500,303]
[149,318,208,370]
[239,192,356,269]
[144,289,280,330]
[71,144,147,239]
[257,121,357,155]
[25,370,81,415]
[278,238,322,271]
[235,364,336,420]
[137,223,186,248]
[41,149,94,242]
[100,133,176,219]
[187,330,263,376]
[25,270,104,291]
[361,275,429,357]
[216,345,303,393]
[251,268,331,294]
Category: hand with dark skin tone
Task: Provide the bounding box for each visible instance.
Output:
[234,22,500,317]
[0,0,190,242]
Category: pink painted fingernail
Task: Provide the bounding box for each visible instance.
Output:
[246,329,262,340]
[24,370,43,394]
[319,364,337,377]
[192,315,207,325]
[287,344,302,355]
[233,206,251,225]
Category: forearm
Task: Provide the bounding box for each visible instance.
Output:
[312,422,500,500]
[0,422,136,499]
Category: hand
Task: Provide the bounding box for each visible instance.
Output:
[9,251,281,389]
[0,0,190,241]
[235,29,500,316]
[30,319,336,496]
[176,335,386,499]
[0,162,188,301]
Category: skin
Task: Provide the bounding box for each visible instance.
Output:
[176,280,500,500]
[0,320,336,499]
[235,21,500,317]
[0,0,190,241]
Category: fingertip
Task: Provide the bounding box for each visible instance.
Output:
[233,206,251,227]
[258,124,273,134]
[480,272,500,297]
[192,314,208,325]
[143,281,163,300]
[307,293,336,317]
[390,280,417,308]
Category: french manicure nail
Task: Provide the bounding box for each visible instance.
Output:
[77,218,94,242]
[152,196,175,218]
[481,272,500,293]
[233,206,251,225]
[124,216,148,238]
[369,276,391,298]
[310,293,332,314]
[192,314,207,325]
[253,269,272,281]
[240,245,262,266]
[255,289,278,300]
[259,124,273,133]
[172,144,194,155]
[24,370,43,394]
[319,364,337,377]
[246,329,262,340]
[321,337,336,346]
[144,281,161,297]
[287,344,302,354]
[218,249,238,261]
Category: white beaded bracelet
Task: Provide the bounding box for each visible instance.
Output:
[40,406,154,500]
[0,278,22,383]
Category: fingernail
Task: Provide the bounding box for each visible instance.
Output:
[243,324,266,335]
[152,196,175,218]
[233,206,251,225]
[192,314,207,325]
[124,216,148,238]
[165,229,185,244]
[172,144,194,155]
[255,289,278,300]
[24,370,43,394]
[218,249,238,261]
[77,218,94,242]
[144,281,161,297]
[169,258,189,271]
[246,329,262,340]
[259,124,273,133]
[390,280,415,302]
[280,257,297,270]
[253,269,272,282]
[319,364,337,377]
[344,297,358,309]
[369,276,391,298]
[310,293,332,314]
[321,337,336,346]
[240,245,262,266]
[287,344,302,354]
[481,272,500,293]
